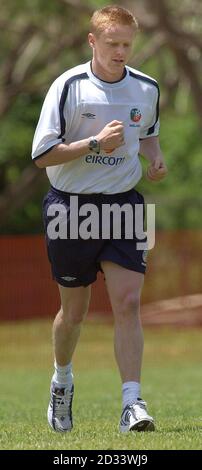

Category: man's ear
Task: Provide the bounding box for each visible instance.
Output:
[88,33,95,49]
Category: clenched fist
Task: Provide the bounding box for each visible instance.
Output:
[96,120,125,153]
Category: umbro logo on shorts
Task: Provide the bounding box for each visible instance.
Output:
[81,112,96,119]
[61,275,77,281]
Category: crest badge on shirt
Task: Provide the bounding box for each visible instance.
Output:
[130,108,142,127]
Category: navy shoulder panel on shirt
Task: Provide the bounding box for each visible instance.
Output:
[129,70,159,90]
[58,72,89,139]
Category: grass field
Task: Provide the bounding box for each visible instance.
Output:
[0,318,202,450]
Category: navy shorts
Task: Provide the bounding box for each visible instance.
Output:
[43,186,148,287]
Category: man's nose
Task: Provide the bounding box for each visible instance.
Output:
[116,45,125,56]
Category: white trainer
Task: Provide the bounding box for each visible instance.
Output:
[47,381,74,432]
[120,398,155,433]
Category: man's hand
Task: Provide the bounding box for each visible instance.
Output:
[139,136,167,182]
[146,157,168,181]
[96,120,125,153]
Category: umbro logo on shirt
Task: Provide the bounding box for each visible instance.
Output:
[81,112,96,119]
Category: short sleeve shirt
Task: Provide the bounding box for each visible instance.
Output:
[32,61,160,194]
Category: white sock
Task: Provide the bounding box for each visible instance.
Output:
[122,381,141,409]
[53,360,73,389]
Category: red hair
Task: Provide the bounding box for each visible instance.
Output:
[90,5,138,36]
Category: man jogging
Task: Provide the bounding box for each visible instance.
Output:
[32,5,167,433]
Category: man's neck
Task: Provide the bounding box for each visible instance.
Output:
[91,59,126,83]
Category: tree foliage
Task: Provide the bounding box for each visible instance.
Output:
[0,0,201,233]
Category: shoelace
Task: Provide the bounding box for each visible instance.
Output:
[52,389,71,419]
[130,400,148,419]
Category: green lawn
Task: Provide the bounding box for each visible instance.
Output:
[0,319,202,450]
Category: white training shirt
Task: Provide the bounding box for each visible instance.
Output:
[32,61,160,194]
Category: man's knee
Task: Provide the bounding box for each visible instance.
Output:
[58,286,90,326]
[59,304,88,326]
[113,291,141,318]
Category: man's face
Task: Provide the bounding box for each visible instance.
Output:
[89,24,135,79]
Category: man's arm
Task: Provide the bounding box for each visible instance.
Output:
[139,136,168,181]
[34,120,124,168]
[35,139,90,168]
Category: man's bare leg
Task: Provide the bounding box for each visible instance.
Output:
[101,261,154,432]
[53,284,91,365]
[101,261,144,383]
[48,284,91,432]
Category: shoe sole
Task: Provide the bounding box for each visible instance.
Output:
[120,419,155,433]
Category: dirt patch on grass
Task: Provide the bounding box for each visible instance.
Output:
[141,294,202,326]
